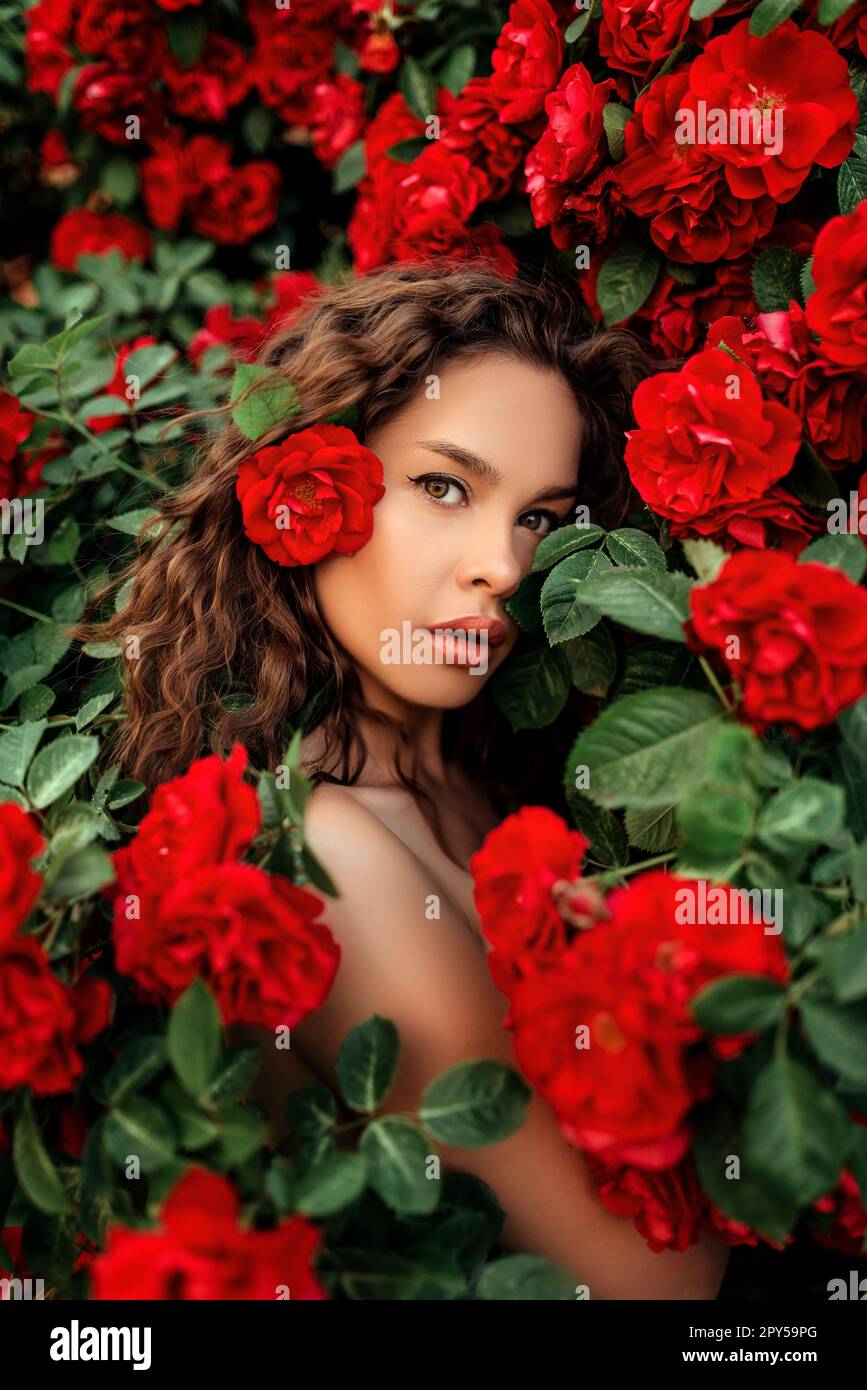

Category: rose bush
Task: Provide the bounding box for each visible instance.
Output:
[1,0,866,1301]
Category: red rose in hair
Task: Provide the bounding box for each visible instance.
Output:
[0,943,111,1094]
[805,203,867,372]
[625,349,802,530]
[490,0,563,126]
[617,73,776,263]
[525,64,615,244]
[599,0,709,78]
[113,744,260,899]
[687,550,867,733]
[688,20,857,203]
[90,1167,327,1300]
[470,807,589,992]
[236,424,385,567]
[50,209,151,272]
[0,803,44,942]
[113,862,339,1029]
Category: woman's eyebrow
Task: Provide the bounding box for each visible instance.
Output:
[417,438,579,503]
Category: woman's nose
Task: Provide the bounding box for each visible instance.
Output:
[454,514,524,596]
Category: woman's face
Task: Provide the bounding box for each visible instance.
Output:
[313,352,583,712]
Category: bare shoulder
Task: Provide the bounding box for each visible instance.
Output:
[303,781,430,900]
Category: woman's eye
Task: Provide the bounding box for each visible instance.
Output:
[413,474,467,505]
[519,511,557,537]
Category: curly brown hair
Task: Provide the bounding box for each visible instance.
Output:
[72,261,658,842]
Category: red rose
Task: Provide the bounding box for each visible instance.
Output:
[164,36,250,123]
[470,807,588,993]
[263,270,321,334]
[673,490,817,556]
[688,549,867,733]
[0,942,111,1094]
[310,75,366,170]
[394,145,487,232]
[392,216,518,279]
[50,209,151,272]
[188,305,267,367]
[706,305,809,396]
[588,1153,705,1252]
[617,72,776,263]
[113,862,339,1028]
[490,0,563,126]
[625,348,802,529]
[364,91,427,173]
[113,744,261,899]
[236,423,385,567]
[0,392,37,466]
[525,64,615,245]
[791,360,867,468]
[24,0,75,98]
[441,78,527,202]
[550,165,625,253]
[192,159,281,245]
[805,202,867,372]
[0,803,44,942]
[688,20,857,203]
[90,1167,327,1299]
[358,29,400,73]
[599,0,709,78]
[72,63,167,145]
[74,0,161,75]
[810,1169,867,1256]
[251,27,334,125]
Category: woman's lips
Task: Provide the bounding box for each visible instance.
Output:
[422,616,508,669]
[426,615,509,648]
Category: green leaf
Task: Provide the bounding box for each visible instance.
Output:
[204,1044,261,1105]
[103,1036,169,1106]
[44,313,108,361]
[386,136,430,164]
[838,156,867,215]
[419,1061,530,1147]
[491,645,571,731]
[565,9,594,41]
[45,845,115,900]
[541,548,613,643]
[475,1254,576,1300]
[287,1083,338,1137]
[0,718,46,785]
[360,1117,439,1214]
[818,0,858,20]
[530,523,603,572]
[19,685,55,721]
[566,687,724,810]
[749,0,804,36]
[167,979,222,1099]
[505,572,544,635]
[26,734,99,809]
[333,138,366,194]
[7,342,58,378]
[101,155,138,206]
[596,241,660,327]
[799,997,867,1086]
[105,508,161,539]
[756,779,845,857]
[400,56,436,122]
[75,691,115,731]
[439,43,475,96]
[565,786,628,867]
[166,9,206,64]
[677,785,755,867]
[690,976,787,1035]
[566,566,692,643]
[605,528,666,570]
[689,0,729,16]
[103,1098,178,1172]
[680,537,727,584]
[107,779,145,811]
[751,246,802,311]
[800,254,817,304]
[624,804,677,852]
[293,1150,368,1217]
[602,103,631,161]
[229,362,300,442]
[827,923,867,1003]
[562,624,617,696]
[743,1054,850,1205]
[692,1100,799,1242]
[13,1093,72,1216]
[335,1015,400,1113]
[800,533,866,583]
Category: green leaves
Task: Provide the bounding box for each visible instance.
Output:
[13,1093,72,1216]
[838,155,867,215]
[492,645,571,731]
[26,734,100,809]
[743,1055,849,1207]
[602,103,631,161]
[360,1118,439,1214]
[755,779,846,858]
[566,566,693,643]
[419,1061,530,1148]
[167,980,222,1100]
[475,1254,576,1300]
[540,548,612,642]
[690,976,787,1035]
[229,362,300,442]
[333,139,366,193]
[800,532,866,582]
[751,246,802,312]
[336,1015,400,1113]
[749,0,804,36]
[530,523,603,573]
[596,241,660,327]
[565,687,724,810]
[399,56,436,122]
